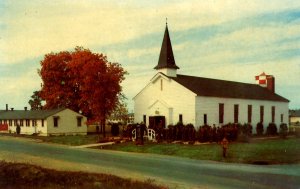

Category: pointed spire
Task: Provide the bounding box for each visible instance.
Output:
[154,22,179,70]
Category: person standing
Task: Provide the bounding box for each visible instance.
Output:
[220,137,229,157]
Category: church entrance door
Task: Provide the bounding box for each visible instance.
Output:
[149,116,165,130]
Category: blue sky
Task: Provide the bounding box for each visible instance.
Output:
[0,0,299,112]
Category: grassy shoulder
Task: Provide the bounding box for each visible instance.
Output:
[101,137,300,165]
[1,133,299,165]
[0,133,101,146]
[0,161,166,189]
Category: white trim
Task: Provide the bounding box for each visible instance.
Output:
[148,99,172,109]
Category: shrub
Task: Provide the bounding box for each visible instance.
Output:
[279,123,288,138]
[256,122,264,136]
[266,123,277,135]
[186,123,196,141]
[175,122,184,140]
[111,123,119,136]
[244,123,253,136]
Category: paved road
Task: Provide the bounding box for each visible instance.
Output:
[0,136,299,189]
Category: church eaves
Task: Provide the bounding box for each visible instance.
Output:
[154,24,179,70]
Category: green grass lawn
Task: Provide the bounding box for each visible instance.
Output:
[1,133,101,146]
[102,138,300,164]
[2,133,299,164]
[40,135,101,146]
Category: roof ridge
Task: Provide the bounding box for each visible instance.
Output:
[176,74,257,86]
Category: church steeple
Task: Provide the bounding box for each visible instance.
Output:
[154,22,179,77]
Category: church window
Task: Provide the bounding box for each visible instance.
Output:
[143,115,146,124]
[260,106,264,123]
[160,79,163,91]
[219,103,224,124]
[234,104,239,123]
[248,105,252,123]
[271,106,275,123]
[179,114,183,123]
[281,114,283,123]
[204,114,207,125]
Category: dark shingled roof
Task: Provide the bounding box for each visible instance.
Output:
[171,74,289,102]
[0,108,66,120]
[290,110,300,117]
[154,24,179,70]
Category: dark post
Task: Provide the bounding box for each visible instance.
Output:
[16,124,21,135]
[135,124,141,145]
[220,137,229,158]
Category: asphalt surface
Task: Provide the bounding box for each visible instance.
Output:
[0,136,299,189]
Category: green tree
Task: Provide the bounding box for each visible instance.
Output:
[108,96,129,124]
[28,91,43,110]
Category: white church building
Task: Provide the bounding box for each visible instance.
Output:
[134,24,289,133]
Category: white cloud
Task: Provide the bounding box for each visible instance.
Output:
[1,0,300,110]
[0,70,41,109]
[1,0,299,64]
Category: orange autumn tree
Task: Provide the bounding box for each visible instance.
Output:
[39,47,126,137]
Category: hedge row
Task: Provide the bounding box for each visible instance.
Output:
[123,122,288,142]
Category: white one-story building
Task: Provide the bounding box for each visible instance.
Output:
[0,106,87,136]
[290,110,300,126]
[134,24,289,133]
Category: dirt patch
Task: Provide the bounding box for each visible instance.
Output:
[0,161,167,189]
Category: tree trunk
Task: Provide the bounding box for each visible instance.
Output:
[102,119,106,138]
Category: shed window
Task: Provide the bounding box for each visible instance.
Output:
[41,119,44,127]
[26,119,30,127]
[20,120,24,127]
[53,117,59,127]
[32,120,37,127]
[77,117,82,127]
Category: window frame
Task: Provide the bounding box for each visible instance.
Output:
[234,104,239,123]
[248,105,252,123]
[53,117,59,127]
[219,103,224,124]
[77,116,82,127]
